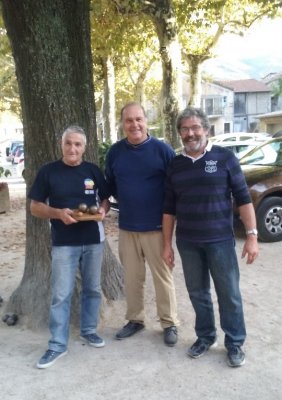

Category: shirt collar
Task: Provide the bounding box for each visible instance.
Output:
[126,134,151,148]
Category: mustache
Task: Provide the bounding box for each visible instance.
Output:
[183,137,197,144]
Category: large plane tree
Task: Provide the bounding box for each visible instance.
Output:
[1,0,123,329]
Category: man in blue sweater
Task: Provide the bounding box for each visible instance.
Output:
[105,102,178,346]
[162,107,259,367]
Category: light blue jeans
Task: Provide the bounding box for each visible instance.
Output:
[176,239,246,348]
[48,243,104,352]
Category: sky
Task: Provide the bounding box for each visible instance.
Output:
[203,17,282,81]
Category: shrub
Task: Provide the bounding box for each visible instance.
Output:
[98,141,112,173]
[0,166,12,178]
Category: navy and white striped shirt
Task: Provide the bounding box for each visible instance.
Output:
[163,143,251,243]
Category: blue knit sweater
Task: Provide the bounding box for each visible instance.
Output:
[163,144,252,243]
[105,136,175,232]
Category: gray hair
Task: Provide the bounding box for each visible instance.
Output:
[62,125,87,145]
[176,107,211,132]
[120,102,147,121]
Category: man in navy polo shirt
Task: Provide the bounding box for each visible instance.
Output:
[29,125,110,369]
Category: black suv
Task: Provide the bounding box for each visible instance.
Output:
[239,137,282,242]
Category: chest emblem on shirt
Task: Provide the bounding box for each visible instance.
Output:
[84,178,95,194]
[205,160,217,173]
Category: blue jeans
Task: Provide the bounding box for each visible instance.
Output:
[176,239,246,348]
[48,243,104,352]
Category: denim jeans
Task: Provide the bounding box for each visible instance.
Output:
[48,243,104,352]
[176,239,246,348]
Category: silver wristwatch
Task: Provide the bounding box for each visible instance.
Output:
[246,228,258,236]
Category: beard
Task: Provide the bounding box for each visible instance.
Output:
[183,137,207,155]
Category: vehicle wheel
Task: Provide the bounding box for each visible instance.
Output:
[256,197,282,242]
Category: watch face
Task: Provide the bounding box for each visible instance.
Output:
[247,229,258,235]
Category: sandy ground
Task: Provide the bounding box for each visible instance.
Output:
[0,186,282,400]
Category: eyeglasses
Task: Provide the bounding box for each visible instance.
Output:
[179,125,203,134]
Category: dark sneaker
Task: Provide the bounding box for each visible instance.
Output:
[227,345,245,367]
[80,333,105,348]
[36,349,67,369]
[187,338,217,359]
[115,321,145,340]
[164,326,178,347]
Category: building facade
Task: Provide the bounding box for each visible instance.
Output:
[216,79,271,133]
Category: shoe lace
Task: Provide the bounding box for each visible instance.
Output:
[192,338,214,350]
[228,346,240,356]
[84,333,93,339]
[44,350,57,359]
[85,333,99,340]
[167,326,177,334]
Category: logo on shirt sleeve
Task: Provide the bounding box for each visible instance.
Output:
[205,160,217,173]
[84,178,95,194]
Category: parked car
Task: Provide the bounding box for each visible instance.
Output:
[12,145,24,164]
[9,144,24,164]
[273,130,282,138]
[216,140,259,159]
[6,140,23,162]
[238,137,282,242]
[16,154,25,179]
[210,132,270,143]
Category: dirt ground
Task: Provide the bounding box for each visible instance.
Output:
[0,188,282,400]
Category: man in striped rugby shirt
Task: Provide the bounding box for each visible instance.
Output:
[162,106,259,368]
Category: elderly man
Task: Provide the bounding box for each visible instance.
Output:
[29,125,110,368]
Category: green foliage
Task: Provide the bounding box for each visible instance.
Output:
[98,140,112,172]
[91,0,161,117]
[0,14,21,116]
[177,0,282,59]
[0,166,11,178]
[271,77,282,97]
[1,0,282,127]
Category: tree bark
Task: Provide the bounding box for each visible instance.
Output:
[101,56,117,143]
[0,182,10,213]
[133,59,154,105]
[184,54,208,108]
[1,0,123,329]
[134,0,182,148]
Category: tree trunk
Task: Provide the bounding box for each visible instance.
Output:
[112,0,182,149]
[186,55,206,108]
[145,0,182,148]
[135,75,146,106]
[1,0,123,329]
[0,182,10,213]
[101,56,117,143]
[134,59,154,106]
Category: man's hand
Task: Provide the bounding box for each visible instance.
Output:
[241,236,259,264]
[60,208,78,225]
[97,206,107,220]
[162,245,175,269]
